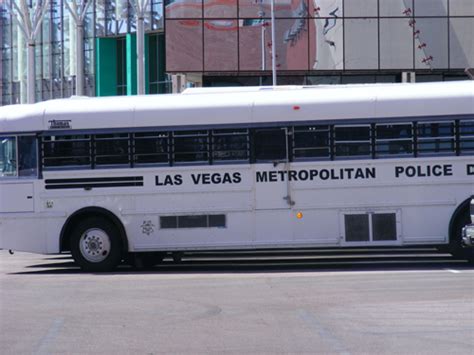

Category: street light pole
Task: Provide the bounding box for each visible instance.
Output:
[258,10,266,86]
[270,0,277,86]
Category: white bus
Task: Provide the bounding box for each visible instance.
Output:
[1,81,473,271]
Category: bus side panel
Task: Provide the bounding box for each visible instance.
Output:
[255,210,293,244]
[291,209,341,245]
[126,211,255,251]
[0,216,48,253]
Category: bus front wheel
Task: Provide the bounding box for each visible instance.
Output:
[70,217,122,272]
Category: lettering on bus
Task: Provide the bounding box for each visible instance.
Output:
[156,172,241,186]
[467,164,474,175]
[394,164,453,178]
[256,167,376,183]
[154,164,472,187]
[48,120,72,129]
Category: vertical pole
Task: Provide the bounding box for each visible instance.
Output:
[261,24,265,85]
[137,15,145,95]
[76,24,84,95]
[259,10,265,86]
[270,0,277,86]
[27,40,35,104]
[262,27,265,72]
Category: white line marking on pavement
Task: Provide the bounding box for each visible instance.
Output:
[34,318,64,355]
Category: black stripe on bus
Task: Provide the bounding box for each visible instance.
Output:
[44,182,143,190]
[45,176,143,184]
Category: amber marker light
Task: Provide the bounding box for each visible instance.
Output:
[296,212,303,219]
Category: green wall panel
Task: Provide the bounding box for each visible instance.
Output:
[126,33,137,96]
[95,37,117,97]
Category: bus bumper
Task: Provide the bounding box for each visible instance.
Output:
[462,224,474,248]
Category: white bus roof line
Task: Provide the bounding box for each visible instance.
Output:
[1,81,473,134]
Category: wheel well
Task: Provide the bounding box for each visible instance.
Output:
[449,197,472,245]
[60,207,128,253]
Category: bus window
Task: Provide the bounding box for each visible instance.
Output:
[417,121,455,155]
[0,136,17,177]
[18,136,38,177]
[293,125,330,160]
[334,125,371,158]
[133,132,170,165]
[375,123,413,157]
[43,135,92,169]
[254,128,287,162]
[212,129,249,162]
[94,133,130,166]
[459,120,474,154]
[173,130,209,164]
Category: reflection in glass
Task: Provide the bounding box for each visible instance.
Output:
[280,18,309,70]
[414,0,447,16]
[450,0,474,16]
[310,17,343,70]
[311,0,343,17]
[204,20,238,71]
[343,0,377,17]
[380,18,413,70]
[166,20,203,71]
[344,19,378,70]
[449,18,474,69]
[379,0,413,17]
[239,0,308,19]
[414,18,448,69]
[165,0,202,19]
[204,0,237,18]
[239,18,271,71]
[239,18,309,71]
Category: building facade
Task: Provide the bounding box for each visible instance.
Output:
[165,0,474,86]
[1,0,164,105]
[1,0,473,106]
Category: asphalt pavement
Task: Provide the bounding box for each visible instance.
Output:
[1,250,473,355]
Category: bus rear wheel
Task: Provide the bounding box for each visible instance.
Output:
[70,217,122,272]
[450,209,473,263]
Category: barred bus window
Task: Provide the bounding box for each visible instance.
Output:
[459,120,474,154]
[293,125,330,160]
[42,135,91,169]
[417,121,455,155]
[133,132,169,165]
[334,125,371,158]
[173,130,209,163]
[254,128,287,162]
[212,129,249,162]
[94,133,130,166]
[375,123,413,157]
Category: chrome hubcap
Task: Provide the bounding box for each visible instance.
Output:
[79,228,111,263]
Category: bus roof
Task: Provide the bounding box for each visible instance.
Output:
[1,81,473,134]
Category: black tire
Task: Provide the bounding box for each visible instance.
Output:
[70,217,123,272]
[450,209,472,261]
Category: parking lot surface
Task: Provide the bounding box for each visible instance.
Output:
[1,250,473,354]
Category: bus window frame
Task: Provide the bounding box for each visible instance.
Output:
[0,134,39,179]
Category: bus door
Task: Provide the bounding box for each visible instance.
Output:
[253,127,294,242]
[0,135,38,213]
